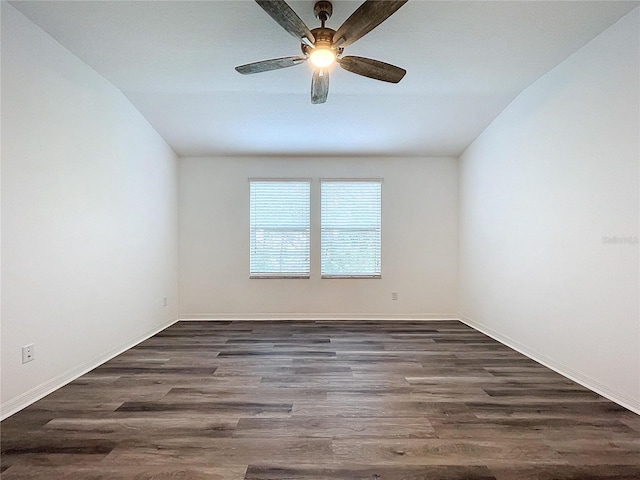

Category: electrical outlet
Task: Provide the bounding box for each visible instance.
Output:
[163,297,168,307]
[22,344,34,364]
[392,291,398,301]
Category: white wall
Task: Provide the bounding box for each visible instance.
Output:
[1,4,179,418]
[179,156,458,319]
[459,8,640,413]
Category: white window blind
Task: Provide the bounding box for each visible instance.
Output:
[250,180,310,278]
[321,180,382,278]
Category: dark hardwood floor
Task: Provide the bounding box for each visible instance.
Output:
[2,320,639,479]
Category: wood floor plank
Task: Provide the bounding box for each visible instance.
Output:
[330,438,566,466]
[233,416,437,439]
[489,464,640,480]
[100,438,334,467]
[1,320,638,479]
[0,465,247,480]
[244,464,496,480]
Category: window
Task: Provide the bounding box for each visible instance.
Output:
[321,180,382,278]
[250,180,310,278]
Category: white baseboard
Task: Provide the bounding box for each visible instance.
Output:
[178,313,458,321]
[0,318,179,421]
[459,314,640,416]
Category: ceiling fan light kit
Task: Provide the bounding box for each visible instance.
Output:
[235,0,408,104]
[309,48,335,68]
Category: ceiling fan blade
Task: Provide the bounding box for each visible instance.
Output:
[255,0,315,45]
[235,56,307,75]
[333,0,408,48]
[338,56,406,83]
[311,69,329,104]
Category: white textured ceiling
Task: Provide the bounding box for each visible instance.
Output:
[10,0,639,157]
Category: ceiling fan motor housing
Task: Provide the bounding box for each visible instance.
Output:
[302,27,343,58]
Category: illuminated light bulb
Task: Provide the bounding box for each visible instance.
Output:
[309,47,336,68]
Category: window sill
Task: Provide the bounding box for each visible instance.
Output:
[250,275,310,279]
[321,275,381,279]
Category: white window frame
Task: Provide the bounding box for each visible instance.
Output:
[320,179,382,279]
[249,178,311,279]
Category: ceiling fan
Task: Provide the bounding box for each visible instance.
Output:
[235,0,408,104]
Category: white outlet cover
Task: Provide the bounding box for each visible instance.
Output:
[22,344,34,363]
